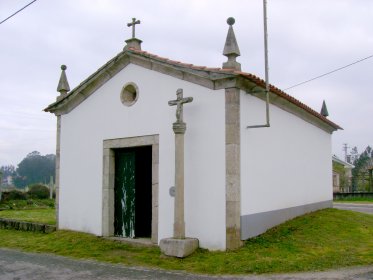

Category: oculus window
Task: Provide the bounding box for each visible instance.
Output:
[121,82,139,106]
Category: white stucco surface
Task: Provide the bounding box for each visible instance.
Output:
[59,64,226,250]
[240,92,332,216]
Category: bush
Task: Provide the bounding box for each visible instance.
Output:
[27,184,50,199]
[0,199,55,210]
[2,190,27,201]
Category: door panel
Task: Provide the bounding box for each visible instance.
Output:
[114,151,136,237]
[134,146,152,237]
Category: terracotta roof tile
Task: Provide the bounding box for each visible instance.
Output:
[128,48,341,130]
[218,68,235,73]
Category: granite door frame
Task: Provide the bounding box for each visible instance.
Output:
[102,135,159,244]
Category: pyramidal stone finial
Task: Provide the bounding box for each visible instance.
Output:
[320,100,329,117]
[223,17,241,71]
[57,65,70,99]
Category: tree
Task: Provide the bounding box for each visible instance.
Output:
[0,165,16,177]
[352,146,372,192]
[349,146,359,163]
[0,165,16,187]
[13,151,56,188]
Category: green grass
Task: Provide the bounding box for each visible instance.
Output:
[0,199,55,210]
[0,208,372,274]
[0,209,56,225]
[334,197,373,203]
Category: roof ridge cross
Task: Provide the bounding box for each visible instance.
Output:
[127,18,140,38]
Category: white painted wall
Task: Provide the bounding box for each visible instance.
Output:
[59,64,226,250]
[240,92,332,216]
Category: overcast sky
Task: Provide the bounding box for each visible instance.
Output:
[1,0,372,167]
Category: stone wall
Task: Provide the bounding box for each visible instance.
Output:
[0,218,56,233]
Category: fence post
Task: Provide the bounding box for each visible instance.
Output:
[49,176,54,199]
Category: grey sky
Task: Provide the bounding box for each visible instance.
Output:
[1,0,372,166]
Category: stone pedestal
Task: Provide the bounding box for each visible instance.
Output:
[160,238,199,258]
[124,38,142,50]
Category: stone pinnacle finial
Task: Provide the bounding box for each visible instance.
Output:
[57,64,70,97]
[320,100,329,117]
[124,17,142,51]
[223,17,241,71]
[227,17,235,26]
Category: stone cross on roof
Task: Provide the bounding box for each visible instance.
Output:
[127,18,140,38]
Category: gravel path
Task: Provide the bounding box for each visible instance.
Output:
[0,248,372,280]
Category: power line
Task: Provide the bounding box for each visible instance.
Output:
[0,0,38,25]
[284,54,373,90]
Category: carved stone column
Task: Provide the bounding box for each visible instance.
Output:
[173,122,186,239]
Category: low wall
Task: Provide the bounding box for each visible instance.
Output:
[333,192,373,199]
[0,218,56,233]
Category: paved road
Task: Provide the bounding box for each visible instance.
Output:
[1,248,373,280]
[334,203,373,215]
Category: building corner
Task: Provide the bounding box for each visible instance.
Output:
[225,87,243,250]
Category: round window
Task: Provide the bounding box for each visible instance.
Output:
[120,82,139,106]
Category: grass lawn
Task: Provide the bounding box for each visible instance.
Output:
[334,197,373,203]
[0,199,55,210]
[0,208,56,225]
[0,208,372,274]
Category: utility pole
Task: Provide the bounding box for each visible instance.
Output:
[343,143,349,162]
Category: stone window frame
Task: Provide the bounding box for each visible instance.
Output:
[120,82,139,106]
[102,135,159,243]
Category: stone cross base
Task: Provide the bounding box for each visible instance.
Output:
[159,238,199,258]
[124,38,142,50]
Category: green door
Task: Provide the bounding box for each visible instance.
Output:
[114,151,136,237]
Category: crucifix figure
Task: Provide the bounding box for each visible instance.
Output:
[168,89,193,124]
[127,18,140,38]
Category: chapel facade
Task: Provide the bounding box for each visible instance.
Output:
[45,18,340,251]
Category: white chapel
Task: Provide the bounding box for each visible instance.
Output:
[45,18,341,251]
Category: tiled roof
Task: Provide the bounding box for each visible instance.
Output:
[127,47,342,130]
[46,46,341,131]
